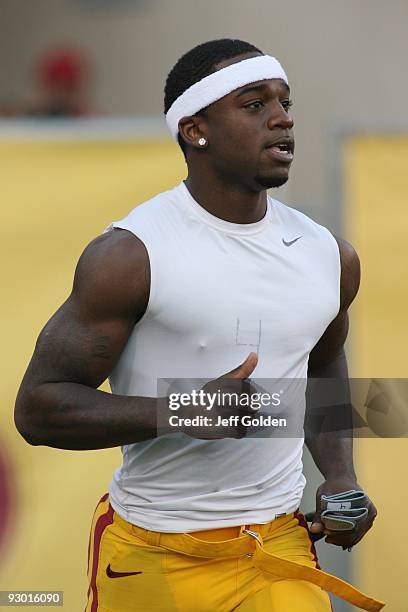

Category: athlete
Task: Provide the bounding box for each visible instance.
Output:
[15,39,384,611]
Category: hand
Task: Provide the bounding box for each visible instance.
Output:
[178,352,259,440]
[309,476,377,550]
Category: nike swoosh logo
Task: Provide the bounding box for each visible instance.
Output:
[282,236,302,246]
[106,564,143,578]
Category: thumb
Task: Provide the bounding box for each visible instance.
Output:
[309,513,324,533]
[225,352,258,379]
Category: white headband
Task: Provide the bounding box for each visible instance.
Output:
[165,54,289,140]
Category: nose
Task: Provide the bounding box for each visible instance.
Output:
[267,102,294,131]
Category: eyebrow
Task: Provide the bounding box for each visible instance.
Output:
[235,81,290,98]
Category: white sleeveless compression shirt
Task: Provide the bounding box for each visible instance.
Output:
[105,181,340,532]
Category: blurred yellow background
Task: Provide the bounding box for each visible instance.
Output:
[345,135,408,611]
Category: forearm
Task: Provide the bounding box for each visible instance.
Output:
[305,432,356,480]
[15,382,165,450]
[305,350,357,480]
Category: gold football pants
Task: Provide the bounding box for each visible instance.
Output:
[85,494,384,611]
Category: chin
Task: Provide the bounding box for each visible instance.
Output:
[254,173,289,189]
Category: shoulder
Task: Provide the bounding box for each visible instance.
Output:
[78,227,148,278]
[73,228,150,319]
[333,236,361,309]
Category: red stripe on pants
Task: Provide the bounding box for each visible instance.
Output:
[294,510,321,570]
[89,495,113,612]
[87,494,110,600]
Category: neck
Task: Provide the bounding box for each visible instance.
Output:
[185,170,267,225]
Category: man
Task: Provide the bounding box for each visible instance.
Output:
[15,39,384,611]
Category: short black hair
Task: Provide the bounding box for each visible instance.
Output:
[164,38,263,150]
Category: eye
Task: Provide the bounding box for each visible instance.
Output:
[282,99,294,112]
[244,100,264,110]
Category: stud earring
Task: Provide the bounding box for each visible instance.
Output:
[198,138,207,146]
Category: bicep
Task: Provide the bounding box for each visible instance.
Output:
[18,230,149,396]
[24,297,134,390]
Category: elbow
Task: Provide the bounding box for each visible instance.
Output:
[14,392,47,446]
[14,411,44,446]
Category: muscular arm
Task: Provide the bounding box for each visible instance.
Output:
[305,237,360,479]
[305,238,377,546]
[15,228,162,450]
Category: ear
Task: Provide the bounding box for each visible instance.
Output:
[178,116,208,149]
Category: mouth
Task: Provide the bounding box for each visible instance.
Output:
[264,138,294,163]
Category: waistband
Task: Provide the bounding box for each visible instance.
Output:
[113,509,384,612]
